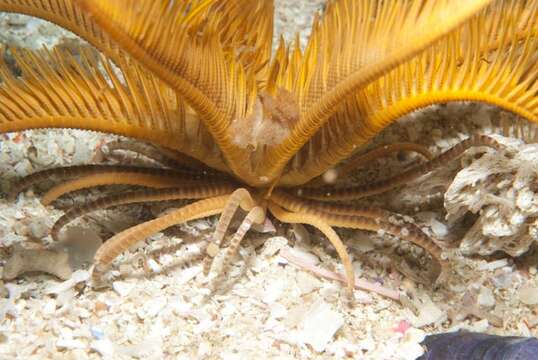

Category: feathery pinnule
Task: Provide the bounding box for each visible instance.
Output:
[76,0,275,185]
[261,0,496,184]
[279,0,536,186]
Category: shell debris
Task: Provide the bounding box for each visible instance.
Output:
[298,300,344,352]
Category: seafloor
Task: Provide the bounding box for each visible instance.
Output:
[1,1,538,359]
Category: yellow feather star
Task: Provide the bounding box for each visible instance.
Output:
[0,0,536,295]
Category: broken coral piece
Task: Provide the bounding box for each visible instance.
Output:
[445,136,538,257]
[3,226,102,281]
[3,244,71,280]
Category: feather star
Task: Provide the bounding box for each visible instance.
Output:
[0,0,536,296]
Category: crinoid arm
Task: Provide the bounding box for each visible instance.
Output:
[271,189,390,219]
[0,0,274,184]
[0,47,225,170]
[50,183,235,241]
[92,195,230,285]
[324,213,448,284]
[9,165,118,201]
[273,191,447,283]
[208,206,266,291]
[280,0,537,186]
[76,0,276,184]
[267,202,355,295]
[271,190,445,283]
[304,142,433,188]
[302,134,503,201]
[0,0,130,63]
[202,188,258,275]
[261,0,495,183]
[38,166,216,206]
[9,163,215,204]
[336,143,433,179]
[103,140,214,172]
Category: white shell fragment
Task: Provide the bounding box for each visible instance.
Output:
[404,293,446,328]
[398,342,424,360]
[477,287,496,308]
[0,283,22,322]
[260,236,288,257]
[91,339,115,357]
[477,259,508,271]
[45,270,90,295]
[3,245,71,280]
[112,280,135,297]
[56,338,86,350]
[299,301,344,352]
[399,328,426,360]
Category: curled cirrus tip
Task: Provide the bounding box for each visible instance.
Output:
[418,331,538,360]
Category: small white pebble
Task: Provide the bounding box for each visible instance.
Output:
[261,236,288,257]
[299,301,344,352]
[398,341,425,360]
[406,295,446,328]
[140,297,167,318]
[42,298,57,315]
[477,259,508,271]
[28,219,49,239]
[158,254,174,266]
[322,169,338,184]
[287,247,320,266]
[13,210,25,220]
[197,341,212,358]
[357,337,375,352]
[192,219,212,231]
[176,265,202,285]
[146,258,162,273]
[403,328,426,344]
[56,338,86,350]
[269,303,288,319]
[477,287,495,308]
[470,319,490,333]
[516,189,533,210]
[112,281,135,297]
[430,219,448,237]
[90,327,104,340]
[91,339,115,357]
[519,285,538,305]
[296,271,322,295]
[262,279,286,304]
[510,213,525,226]
[170,301,192,317]
[194,319,215,334]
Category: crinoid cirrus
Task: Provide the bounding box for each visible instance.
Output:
[0,0,536,295]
